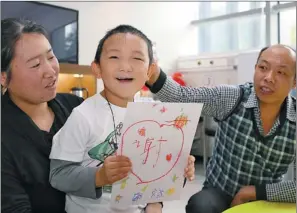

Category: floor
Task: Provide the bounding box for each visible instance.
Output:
[163,158,206,213]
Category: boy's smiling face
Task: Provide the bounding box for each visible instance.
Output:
[93,33,152,106]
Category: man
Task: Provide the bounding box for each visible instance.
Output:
[146,44,296,213]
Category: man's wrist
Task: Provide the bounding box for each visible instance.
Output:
[255,184,267,200]
[145,69,167,94]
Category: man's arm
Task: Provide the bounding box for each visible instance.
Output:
[147,69,242,120]
[256,158,296,203]
[1,146,32,213]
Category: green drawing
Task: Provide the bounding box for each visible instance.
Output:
[141,185,149,192]
[172,174,178,183]
[88,122,123,162]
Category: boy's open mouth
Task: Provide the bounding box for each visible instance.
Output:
[116,77,134,83]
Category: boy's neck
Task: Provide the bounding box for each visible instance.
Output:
[101,90,134,108]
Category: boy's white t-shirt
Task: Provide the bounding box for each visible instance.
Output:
[50,94,143,213]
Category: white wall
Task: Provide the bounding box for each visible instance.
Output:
[46,2,199,92]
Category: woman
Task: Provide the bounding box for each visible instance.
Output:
[1,18,83,213]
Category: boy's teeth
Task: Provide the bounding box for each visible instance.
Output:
[262,87,271,92]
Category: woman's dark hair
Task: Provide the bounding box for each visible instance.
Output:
[1,18,48,87]
[94,25,153,65]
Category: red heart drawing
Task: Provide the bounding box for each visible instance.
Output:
[166,154,172,162]
[120,120,184,185]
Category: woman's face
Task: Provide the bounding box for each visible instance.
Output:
[2,33,59,104]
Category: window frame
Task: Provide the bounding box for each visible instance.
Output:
[193,1,297,54]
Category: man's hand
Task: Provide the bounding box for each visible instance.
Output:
[147,62,161,87]
[231,186,256,207]
[95,155,132,187]
[145,203,162,213]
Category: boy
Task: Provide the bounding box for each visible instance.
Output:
[49,25,195,213]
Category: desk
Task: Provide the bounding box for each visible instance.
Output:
[223,201,296,213]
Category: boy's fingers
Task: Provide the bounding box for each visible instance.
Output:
[188,155,195,164]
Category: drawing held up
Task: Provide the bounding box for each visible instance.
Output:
[110,102,203,208]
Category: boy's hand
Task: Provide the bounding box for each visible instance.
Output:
[184,155,195,181]
[96,155,132,186]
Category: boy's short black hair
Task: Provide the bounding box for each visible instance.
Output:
[94,25,153,65]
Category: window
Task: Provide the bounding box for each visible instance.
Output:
[197,2,266,54]
[194,1,297,54]
[279,7,296,46]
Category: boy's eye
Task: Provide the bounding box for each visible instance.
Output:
[109,56,118,59]
[31,63,40,68]
[134,58,143,61]
[48,56,55,60]
[258,65,267,70]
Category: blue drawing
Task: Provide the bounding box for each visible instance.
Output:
[132,192,143,202]
[151,188,164,199]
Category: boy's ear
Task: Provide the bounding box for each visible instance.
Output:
[1,72,7,87]
[91,62,101,79]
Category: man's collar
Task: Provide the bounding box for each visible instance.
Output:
[243,88,295,122]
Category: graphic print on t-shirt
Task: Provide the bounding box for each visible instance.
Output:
[88,122,123,163]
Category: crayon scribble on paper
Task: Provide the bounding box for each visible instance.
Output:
[151,188,164,199]
[138,127,146,137]
[120,178,129,189]
[115,195,123,203]
[172,174,178,183]
[173,114,189,129]
[166,188,175,196]
[160,106,167,113]
[132,192,143,202]
[141,185,149,192]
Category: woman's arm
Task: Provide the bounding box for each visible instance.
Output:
[1,146,32,213]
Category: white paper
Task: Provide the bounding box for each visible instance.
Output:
[110,102,203,208]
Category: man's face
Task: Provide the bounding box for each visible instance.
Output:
[253,46,296,104]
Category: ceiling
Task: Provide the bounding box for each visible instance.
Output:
[1,1,78,34]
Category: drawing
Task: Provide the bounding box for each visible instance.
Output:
[121,120,184,185]
[88,123,123,162]
[120,178,129,190]
[173,114,189,129]
[141,185,149,192]
[132,192,143,202]
[138,127,146,137]
[141,138,156,165]
[166,154,172,162]
[153,136,167,168]
[110,102,203,207]
[160,106,167,113]
[166,188,175,196]
[133,140,141,148]
[115,195,123,203]
[151,188,164,199]
[172,174,178,183]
